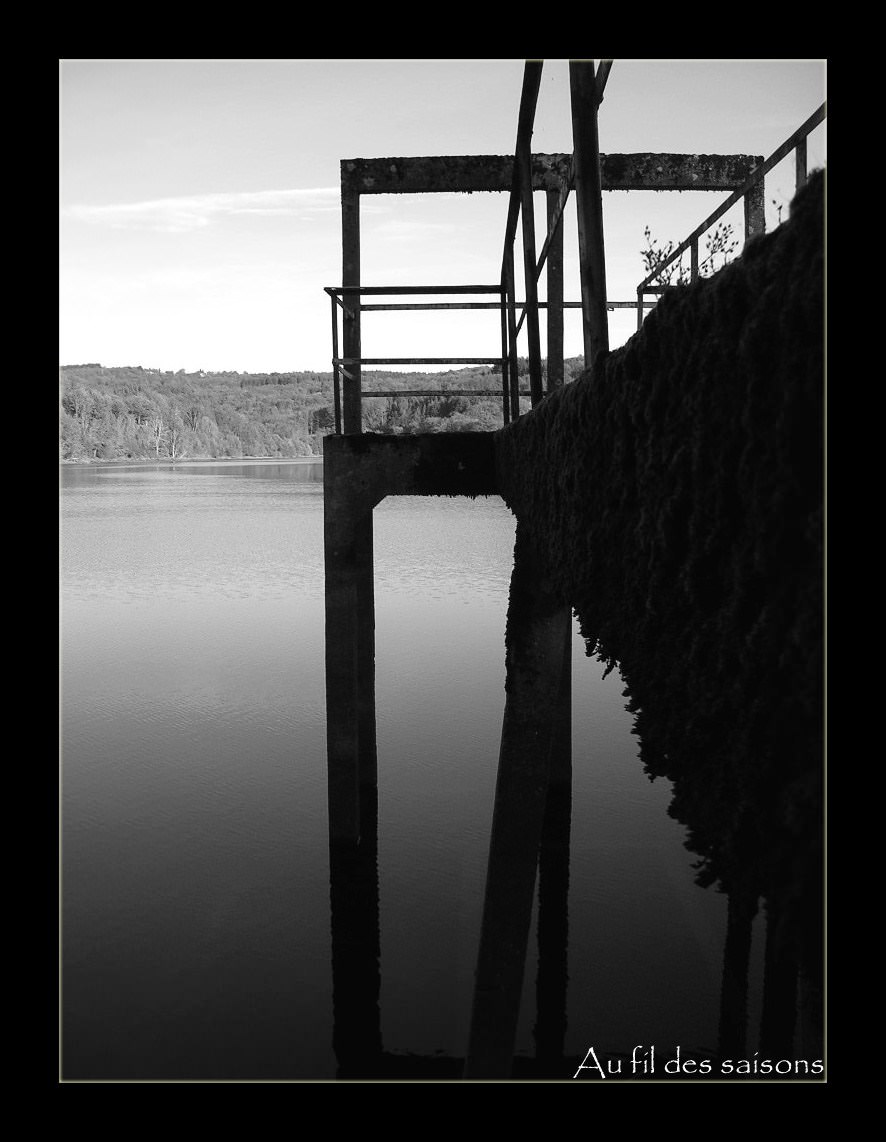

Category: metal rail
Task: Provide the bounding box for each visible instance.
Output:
[359,301,653,312]
[325,60,615,431]
[325,284,511,429]
[634,102,826,329]
[336,358,501,366]
[327,285,513,429]
[325,278,653,431]
[360,390,531,398]
[323,61,818,434]
[323,60,616,434]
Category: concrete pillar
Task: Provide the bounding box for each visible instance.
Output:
[324,436,383,1076]
[342,186,362,433]
[329,787,383,1076]
[323,445,376,844]
[744,179,766,242]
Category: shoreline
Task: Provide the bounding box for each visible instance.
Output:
[60,455,324,467]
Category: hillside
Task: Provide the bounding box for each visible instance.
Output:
[59,360,584,461]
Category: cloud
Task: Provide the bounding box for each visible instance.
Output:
[367,218,458,243]
[63,187,341,233]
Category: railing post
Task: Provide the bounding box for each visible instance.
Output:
[744,178,766,243]
[569,61,609,368]
[691,238,699,283]
[546,189,564,392]
[342,185,362,433]
[795,138,808,191]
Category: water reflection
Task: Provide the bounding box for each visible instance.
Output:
[61,459,818,1079]
[61,458,324,487]
[326,508,577,1079]
[464,522,573,1078]
[329,790,383,1077]
[325,505,822,1081]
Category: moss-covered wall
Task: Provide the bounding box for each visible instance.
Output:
[494,173,823,938]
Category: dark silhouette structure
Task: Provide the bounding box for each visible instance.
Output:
[323,62,824,1080]
[494,171,824,1068]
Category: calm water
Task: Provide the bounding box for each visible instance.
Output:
[60,459,740,1081]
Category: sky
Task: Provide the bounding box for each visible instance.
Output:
[59,59,826,374]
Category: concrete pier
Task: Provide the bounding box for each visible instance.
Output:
[322,170,823,1077]
[323,432,497,844]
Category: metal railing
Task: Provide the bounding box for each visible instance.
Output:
[325,59,617,433]
[325,284,520,433]
[635,102,826,329]
[325,287,653,433]
[499,60,611,420]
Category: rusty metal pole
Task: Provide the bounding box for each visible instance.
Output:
[546,189,564,392]
[342,184,362,433]
[569,61,609,367]
[505,249,520,421]
[518,146,544,407]
[500,282,510,426]
[330,293,342,434]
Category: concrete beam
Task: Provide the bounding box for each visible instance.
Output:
[342,154,569,195]
[323,432,498,507]
[600,152,763,191]
[341,153,763,195]
[323,432,498,846]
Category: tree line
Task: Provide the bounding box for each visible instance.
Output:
[60,360,587,461]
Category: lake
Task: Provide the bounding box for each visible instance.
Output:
[60,458,744,1081]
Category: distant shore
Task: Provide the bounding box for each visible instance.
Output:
[61,455,323,466]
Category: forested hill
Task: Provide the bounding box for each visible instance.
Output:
[60,360,585,461]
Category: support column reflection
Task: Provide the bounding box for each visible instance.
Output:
[465,523,573,1078]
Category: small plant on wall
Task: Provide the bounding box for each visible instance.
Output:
[641,221,739,286]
